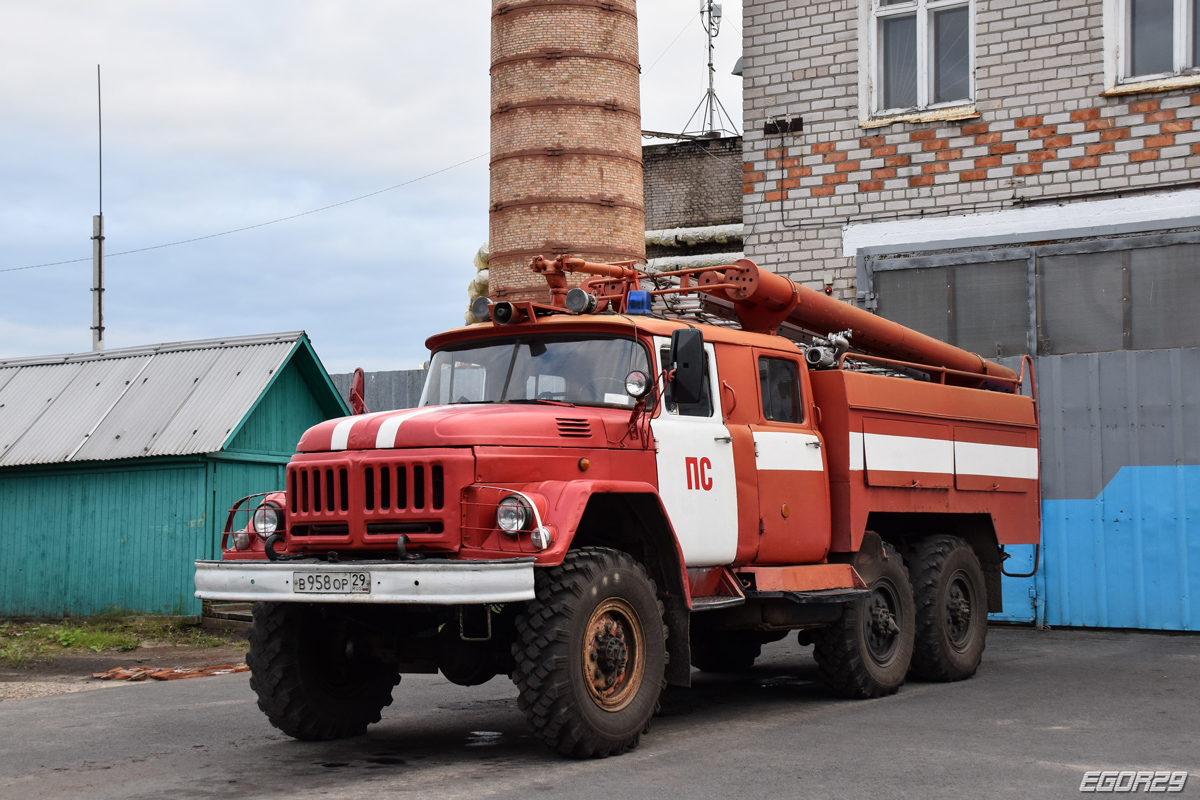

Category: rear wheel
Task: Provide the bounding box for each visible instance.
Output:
[906,535,988,681]
[813,542,915,698]
[511,547,667,758]
[246,602,399,740]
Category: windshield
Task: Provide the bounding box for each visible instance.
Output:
[419,335,652,409]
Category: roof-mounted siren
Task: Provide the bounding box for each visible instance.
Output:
[492,301,520,325]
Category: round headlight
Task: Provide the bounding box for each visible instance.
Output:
[497,496,532,534]
[252,505,281,535]
[624,370,650,399]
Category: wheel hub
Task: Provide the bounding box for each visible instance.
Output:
[869,600,900,638]
[582,598,645,712]
[863,580,902,665]
[595,627,629,676]
[945,574,974,648]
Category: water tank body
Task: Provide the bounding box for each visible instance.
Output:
[489,0,645,303]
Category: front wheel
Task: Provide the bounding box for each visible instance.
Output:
[813,542,915,698]
[246,602,399,740]
[511,547,667,758]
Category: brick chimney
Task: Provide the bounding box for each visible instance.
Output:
[489,0,645,302]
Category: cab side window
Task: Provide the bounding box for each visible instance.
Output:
[759,357,803,424]
[661,347,713,418]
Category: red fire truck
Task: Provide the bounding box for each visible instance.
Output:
[195,256,1040,758]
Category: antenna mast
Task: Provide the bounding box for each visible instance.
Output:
[682,1,738,137]
[91,65,105,352]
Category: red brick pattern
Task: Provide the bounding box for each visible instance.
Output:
[740,0,1200,300]
[742,96,1200,199]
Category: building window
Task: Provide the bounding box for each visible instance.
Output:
[870,0,973,115]
[1119,0,1200,80]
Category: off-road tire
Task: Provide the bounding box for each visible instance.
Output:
[689,629,763,673]
[246,602,400,740]
[906,535,988,682]
[813,542,915,698]
[511,547,668,758]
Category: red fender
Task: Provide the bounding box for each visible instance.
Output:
[470,479,692,608]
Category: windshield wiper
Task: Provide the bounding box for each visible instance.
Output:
[506,398,576,407]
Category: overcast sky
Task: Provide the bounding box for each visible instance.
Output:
[0,1,743,374]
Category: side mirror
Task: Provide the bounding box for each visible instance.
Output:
[668,329,705,405]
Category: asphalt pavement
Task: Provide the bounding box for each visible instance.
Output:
[1,626,1196,800]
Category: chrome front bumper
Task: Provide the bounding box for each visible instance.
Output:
[194,558,536,604]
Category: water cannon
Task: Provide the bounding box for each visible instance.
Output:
[691,259,1019,391]
[527,254,1020,392]
[806,332,852,370]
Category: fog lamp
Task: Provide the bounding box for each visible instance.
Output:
[470,296,493,322]
[530,525,553,550]
[565,287,598,315]
[232,532,252,551]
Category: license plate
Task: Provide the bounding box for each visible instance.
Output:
[292,571,371,594]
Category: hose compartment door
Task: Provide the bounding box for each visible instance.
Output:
[862,417,954,489]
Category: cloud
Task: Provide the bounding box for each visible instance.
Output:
[0,0,742,373]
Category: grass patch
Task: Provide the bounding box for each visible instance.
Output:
[0,614,244,669]
[55,629,139,652]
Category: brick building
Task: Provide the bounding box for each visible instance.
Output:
[644,135,745,271]
[644,135,743,230]
[739,0,1200,632]
[741,0,1200,316]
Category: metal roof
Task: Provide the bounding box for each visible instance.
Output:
[0,332,306,467]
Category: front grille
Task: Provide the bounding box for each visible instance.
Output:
[284,452,464,550]
[291,466,350,513]
[556,417,591,437]
[364,463,444,511]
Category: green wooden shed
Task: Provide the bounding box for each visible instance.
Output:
[0,331,349,617]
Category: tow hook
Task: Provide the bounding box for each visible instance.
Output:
[396,534,424,561]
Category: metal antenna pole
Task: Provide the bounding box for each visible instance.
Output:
[92,64,104,352]
[705,1,716,134]
[682,2,736,137]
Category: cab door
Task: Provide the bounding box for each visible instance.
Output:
[750,349,831,564]
[650,337,738,566]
